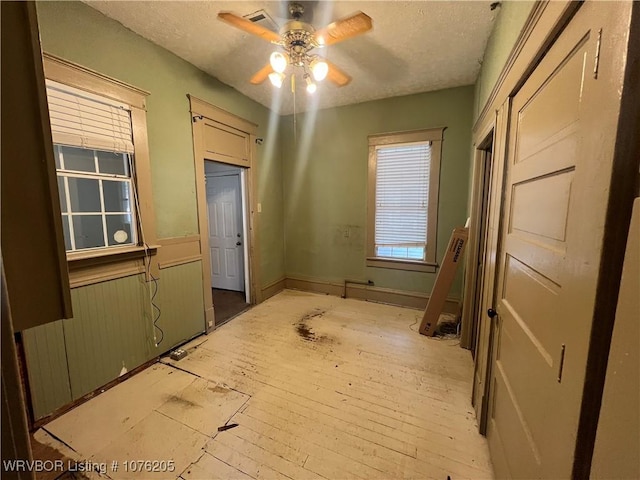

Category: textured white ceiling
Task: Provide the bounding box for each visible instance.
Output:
[83,1,497,115]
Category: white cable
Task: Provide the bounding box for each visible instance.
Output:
[127,144,162,347]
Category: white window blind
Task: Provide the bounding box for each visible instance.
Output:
[375,142,431,260]
[45,80,134,154]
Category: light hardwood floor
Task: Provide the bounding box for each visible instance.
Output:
[38,290,493,479]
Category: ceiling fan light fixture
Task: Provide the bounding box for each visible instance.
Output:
[304,74,317,94]
[269,72,285,88]
[270,51,289,73]
[310,58,329,82]
[218,7,369,90]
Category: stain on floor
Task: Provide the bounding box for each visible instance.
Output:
[301,309,325,322]
[165,394,200,409]
[208,385,230,394]
[296,309,330,342]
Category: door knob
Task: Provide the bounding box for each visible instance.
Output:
[487,308,497,318]
[236,241,242,246]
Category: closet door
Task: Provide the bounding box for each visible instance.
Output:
[486,2,633,477]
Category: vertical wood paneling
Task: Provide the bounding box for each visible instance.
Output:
[22,320,72,419]
[156,261,205,351]
[63,274,154,399]
[23,264,205,420]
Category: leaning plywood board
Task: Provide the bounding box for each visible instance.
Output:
[419,227,468,336]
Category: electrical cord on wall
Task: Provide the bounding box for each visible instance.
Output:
[128,151,163,347]
[147,259,163,347]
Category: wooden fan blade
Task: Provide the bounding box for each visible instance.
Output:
[325,60,352,87]
[313,12,372,46]
[218,12,281,44]
[250,63,274,85]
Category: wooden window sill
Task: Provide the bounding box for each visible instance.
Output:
[67,245,159,269]
[366,257,438,273]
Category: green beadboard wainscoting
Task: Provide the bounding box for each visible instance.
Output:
[154,261,205,352]
[23,274,151,419]
[21,320,72,421]
[23,262,205,420]
[58,275,154,401]
[281,86,474,299]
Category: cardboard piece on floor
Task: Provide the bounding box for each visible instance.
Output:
[419,227,468,336]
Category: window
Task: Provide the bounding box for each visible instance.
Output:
[45,77,146,255]
[367,128,444,272]
[43,53,156,286]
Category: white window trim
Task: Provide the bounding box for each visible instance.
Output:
[366,127,445,273]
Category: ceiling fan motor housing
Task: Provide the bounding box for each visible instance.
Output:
[279,21,319,67]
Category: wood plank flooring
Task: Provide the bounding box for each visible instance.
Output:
[39,290,493,479]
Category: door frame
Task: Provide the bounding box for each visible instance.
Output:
[461,126,494,352]
[465,100,511,434]
[205,168,249,299]
[189,96,262,332]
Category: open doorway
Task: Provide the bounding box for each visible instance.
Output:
[463,128,498,435]
[205,160,251,326]
[470,139,493,357]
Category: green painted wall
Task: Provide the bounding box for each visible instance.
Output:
[36,1,285,286]
[281,86,474,297]
[474,1,535,119]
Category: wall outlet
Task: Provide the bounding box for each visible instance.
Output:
[257,203,262,213]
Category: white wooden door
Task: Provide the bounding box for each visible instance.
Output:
[207,174,244,292]
[486,2,631,478]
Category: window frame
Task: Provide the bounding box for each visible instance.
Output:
[366,127,445,273]
[43,53,158,286]
[56,146,138,253]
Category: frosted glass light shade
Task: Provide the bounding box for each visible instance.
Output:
[268,72,285,88]
[305,74,316,94]
[270,52,288,73]
[311,59,329,81]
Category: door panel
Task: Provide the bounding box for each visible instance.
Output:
[224,247,238,280]
[223,201,235,236]
[208,203,219,237]
[487,2,630,477]
[510,170,573,244]
[502,255,557,360]
[210,248,221,276]
[207,174,244,292]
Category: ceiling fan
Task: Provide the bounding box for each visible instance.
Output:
[218,3,373,93]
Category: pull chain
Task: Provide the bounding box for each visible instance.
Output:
[292,74,297,145]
